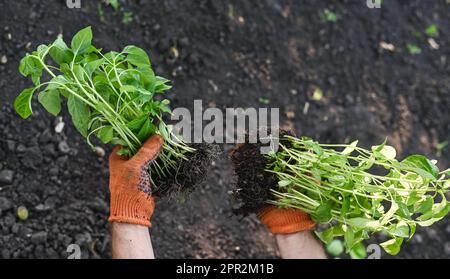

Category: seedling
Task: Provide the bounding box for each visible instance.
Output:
[231,134,450,256]
[425,24,438,37]
[258,97,270,105]
[311,87,324,101]
[122,12,134,25]
[406,43,422,55]
[106,0,120,11]
[322,9,337,23]
[14,26,216,195]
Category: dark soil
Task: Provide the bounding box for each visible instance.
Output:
[230,130,293,215]
[153,143,221,198]
[0,0,449,259]
[230,141,277,215]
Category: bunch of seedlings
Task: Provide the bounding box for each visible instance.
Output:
[14,26,218,196]
[231,133,450,256]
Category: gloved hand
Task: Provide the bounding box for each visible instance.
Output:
[108,135,163,227]
[257,205,315,234]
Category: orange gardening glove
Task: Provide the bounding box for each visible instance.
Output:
[108,135,163,227]
[257,205,315,234]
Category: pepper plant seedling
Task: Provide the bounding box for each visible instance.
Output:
[266,136,450,256]
[14,26,195,189]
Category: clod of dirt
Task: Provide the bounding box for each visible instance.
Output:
[0,169,14,184]
[230,131,288,216]
[230,142,277,215]
[152,143,221,198]
[230,130,292,215]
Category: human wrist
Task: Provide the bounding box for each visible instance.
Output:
[109,191,155,227]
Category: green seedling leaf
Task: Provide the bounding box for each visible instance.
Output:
[14,88,34,119]
[137,118,156,142]
[71,26,93,55]
[344,226,355,251]
[372,145,396,160]
[107,0,120,10]
[37,44,49,58]
[380,237,403,256]
[347,218,381,230]
[139,66,156,91]
[322,9,337,23]
[315,227,334,244]
[19,55,43,85]
[127,115,148,133]
[49,37,73,64]
[68,94,90,137]
[342,140,358,155]
[349,243,367,259]
[406,43,421,55]
[155,76,172,92]
[124,46,151,68]
[278,180,291,187]
[417,196,433,214]
[312,87,324,101]
[312,202,333,223]
[258,97,270,105]
[425,24,438,37]
[326,240,344,257]
[401,155,439,180]
[85,58,104,78]
[98,126,114,144]
[381,202,399,225]
[38,89,61,116]
[340,196,351,217]
[122,12,134,25]
[389,221,410,238]
[397,202,411,219]
[120,85,137,94]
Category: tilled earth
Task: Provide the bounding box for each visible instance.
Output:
[0,0,449,259]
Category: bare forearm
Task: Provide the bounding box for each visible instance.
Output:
[112,223,155,259]
[275,231,327,259]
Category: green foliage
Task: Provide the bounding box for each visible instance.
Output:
[107,0,120,11]
[14,26,194,182]
[258,97,270,105]
[322,9,337,23]
[268,136,450,256]
[326,239,344,257]
[425,24,438,37]
[122,12,134,25]
[406,43,422,55]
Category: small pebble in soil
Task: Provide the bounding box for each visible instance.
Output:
[1,249,10,259]
[0,197,13,211]
[16,144,26,152]
[0,169,14,184]
[6,140,15,151]
[414,233,423,244]
[58,141,70,154]
[31,232,48,244]
[35,204,51,212]
[17,206,29,221]
[94,146,105,157]
[445,243,450,255]
[0,55,7,64]
[54,120,65,134]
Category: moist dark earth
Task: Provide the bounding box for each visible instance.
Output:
[0,0,449,259]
